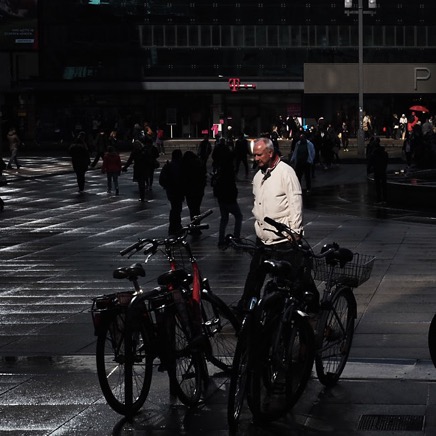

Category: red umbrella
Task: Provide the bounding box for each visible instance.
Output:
[409,105,429,113]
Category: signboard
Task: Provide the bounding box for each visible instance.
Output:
[304,63,436,94]
[0,0,38,50]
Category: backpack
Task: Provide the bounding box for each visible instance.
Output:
[295,140,309,165]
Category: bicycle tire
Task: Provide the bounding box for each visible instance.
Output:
[428,313,436,368]
[167,311,203,406]
[96,311,153,415]
[201,289,239,373]
[250,311,315,423]
[227,318,251,434]
[315,286,356,387]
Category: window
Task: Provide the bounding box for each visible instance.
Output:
[200,25,211,46]
[189,26,199,46]
[178,26,188,46]
[267,26,278,47]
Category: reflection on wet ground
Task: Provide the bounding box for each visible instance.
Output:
[306,181,436,225]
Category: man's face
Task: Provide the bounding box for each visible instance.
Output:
[253,142,274,169]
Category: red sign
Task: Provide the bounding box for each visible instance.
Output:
[228,78,256,92]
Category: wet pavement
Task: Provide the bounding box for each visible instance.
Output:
[1,144,436,435]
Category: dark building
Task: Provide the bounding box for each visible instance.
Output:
[1,0,436,145]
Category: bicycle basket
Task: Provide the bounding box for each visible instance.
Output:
[91,291,135,333]
[313,253,376,287]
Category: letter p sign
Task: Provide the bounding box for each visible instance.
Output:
[414,67,431,91]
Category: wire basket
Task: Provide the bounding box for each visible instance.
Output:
[313,253,376,288]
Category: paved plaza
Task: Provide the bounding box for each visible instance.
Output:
[1,145,436,435]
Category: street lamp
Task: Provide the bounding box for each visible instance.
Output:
[345,0,376,157]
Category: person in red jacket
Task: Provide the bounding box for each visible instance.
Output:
[102,145,122,195]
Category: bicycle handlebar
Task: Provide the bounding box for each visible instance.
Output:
[228,214,355,267]
[120,210,213,258]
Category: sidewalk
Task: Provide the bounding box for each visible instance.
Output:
[0,150,435,435]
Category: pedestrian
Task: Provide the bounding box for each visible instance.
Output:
[143,141,160,191]
[159,149,185,235]
[213,160,243,249]
[197,134,212,168]
[69,132,90,194]
[399,114,408,140]
[341,121,349,151]
[6,127,22,170]
[289,133,315,193]
[102,145,122,195]
[155,126,166,155]
[234,133,250,177]
[122,140,149,202]
[368,139,389,204]
[182,150,206,233]
[366,136,377,175]
[212,137,233,172]
[402,135,413,168]
[91,129,109,168]
[235,137,317,312]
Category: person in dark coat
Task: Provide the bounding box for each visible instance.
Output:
[182,151,206,234]
[234,133,250,177]
[368,139,389,204]
[214,161,243,249]
[91,129,109,168]
[69,132,90,193]
[122,140,150,202]
[143,142,160,191]
[159,149,185,235]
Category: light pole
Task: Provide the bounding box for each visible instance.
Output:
[345,0,376,157]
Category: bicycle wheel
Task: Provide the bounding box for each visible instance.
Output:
[227,319,251,434]
[201,289,239,373]
[167,311,203,406]
[250,311,315,423]
[315,286,356,387]
[428,313,436,368]
[96,311,153,415]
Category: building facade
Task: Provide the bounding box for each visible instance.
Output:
[1,0,436,144]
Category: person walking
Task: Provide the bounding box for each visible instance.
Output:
[368,140,389,204]
[122,140,149,202]
[235,137,317,312]
[90,129,109,168]
[182,151,206,234]
[102,145,122,195]
[145,141,160,191]
[234,133,250,178]
[290,134,315,193]
[159,149,185,235]
[399,114,408,140]
[155,126,166,155]
[69,132,90,193]
[197,134,212,168]
[6,127,22,170]
[213,160,243,249]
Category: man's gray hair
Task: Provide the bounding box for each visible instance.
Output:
[254,137,274,151]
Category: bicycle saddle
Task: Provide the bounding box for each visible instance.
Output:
[263,259,294,276]
[113,263,145,280]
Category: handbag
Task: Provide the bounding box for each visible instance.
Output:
[153,159,160,169]
[0,175,7,187]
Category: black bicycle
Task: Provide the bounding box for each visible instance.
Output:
[227,217,375,430]
[226,234,317,430]
[92,210,239,416]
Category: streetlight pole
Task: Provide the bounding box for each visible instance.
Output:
[345,0,376,157]
[357,0,364,157]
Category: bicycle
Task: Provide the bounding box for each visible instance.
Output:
[227,217,375,430]
[226,234,317,430]
[427,314,436,368]
[91,210,239,416]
